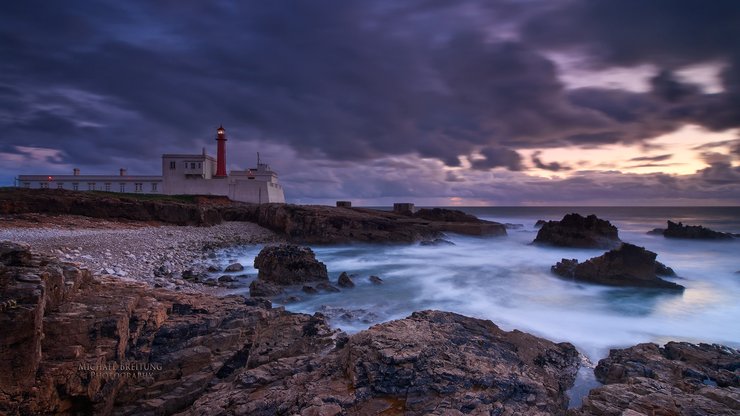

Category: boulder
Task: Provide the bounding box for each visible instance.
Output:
[337,272,355,288]
[369,275,384,285]
[662,220,735,240]
[302,285,319,294]
[534,213,621,249]
[570,342,740,416]
[253,244,328,285]
[534,219,547,228]
[249,280,283,298]
[217,275,237,283]
[224,262,244,272]
[551,243,684,289]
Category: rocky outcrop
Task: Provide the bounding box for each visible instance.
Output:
[183,310,581,415]
[253,244,328,285]
[534,213,621,249]
[2,189,506,243]
[224,203,506,243]
[0,241,279,415]
[337,272,355,288]
[0,188,224,226]
[552,243,684,289]
[570,342,740,416]
[662,220,736,240]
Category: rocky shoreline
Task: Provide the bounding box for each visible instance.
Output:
[1,242,738,415]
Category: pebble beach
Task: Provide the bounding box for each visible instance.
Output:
[0,213,281,292]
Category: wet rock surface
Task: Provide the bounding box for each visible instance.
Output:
[337,271,355,288]
[569,342,740,416]
[552,243,684,289]
[534,213,621,249]
[253,244,329,285]
[182,310,581,416]
[662,220,736,240]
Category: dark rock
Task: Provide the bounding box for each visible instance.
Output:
[534,213,621,249]
[224,262,244,272]
[316,282,341,293]
[663,220,735,240]
[412,207,479,223]
[181,269,206,281]
[420,238,455,246]
[337,272,355,288]
[317,305,380,325]
[570,342,740,416]
[218,275,237,283]
[154,264,172,277]
[244,297,272,309]
[369,275,384,285]
[647,227,665,235]
[551,243,684,290]
[184,310,580,416]
[253,244,328,285]
[249,280,283,297]
[655,261,676,276]
[534,219,547,228]
[302,285,318,294]
[505,223,524,229]
[206,265,221,272]
[283,295,302,303]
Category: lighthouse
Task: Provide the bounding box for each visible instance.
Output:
[215,125,227,178]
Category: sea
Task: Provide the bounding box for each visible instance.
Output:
[213,206,740,406]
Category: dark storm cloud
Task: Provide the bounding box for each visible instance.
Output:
[1,0,739,204]
[531,151,570,172]
[470,147,523,171]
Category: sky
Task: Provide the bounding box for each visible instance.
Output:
[1,0,739,206]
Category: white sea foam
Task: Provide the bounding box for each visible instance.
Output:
[225,208,740,364]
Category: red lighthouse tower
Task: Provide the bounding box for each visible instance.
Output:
[215,125,227,178]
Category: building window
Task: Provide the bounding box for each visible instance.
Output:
[191,162,196,169]
[72,183,79,191]
[40,182,49,189]
[151,183,158,192]
[170,161,176,169]
[198,162,202,168]
[23,182,30,188]
[88,183,96,191]
[57,183,64,189]
[135,183,143,192]
[119,183,126,192]
[104,183,111,192]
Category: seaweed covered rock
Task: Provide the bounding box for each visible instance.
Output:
[551,243,684,289]
[253,244,328,285]
[534,213,621,249]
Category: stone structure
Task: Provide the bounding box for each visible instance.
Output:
[16,126,285,204]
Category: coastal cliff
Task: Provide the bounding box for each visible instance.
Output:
[0,189,506,243]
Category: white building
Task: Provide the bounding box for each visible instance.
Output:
[16,126,286,204]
